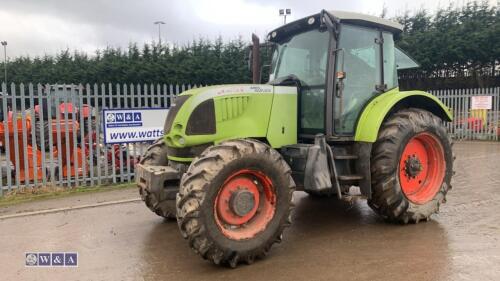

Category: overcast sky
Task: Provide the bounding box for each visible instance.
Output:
[0,0,494,58]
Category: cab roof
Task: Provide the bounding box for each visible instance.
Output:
[327,10,403,33]
[268,10,403,42]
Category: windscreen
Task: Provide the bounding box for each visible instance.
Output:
[269,29,330,86]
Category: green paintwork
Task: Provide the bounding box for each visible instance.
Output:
[164,84,450,162]
[168,155,194,162]
[164,84,297,162]
[354,88,453,142]
[266,89,298,147]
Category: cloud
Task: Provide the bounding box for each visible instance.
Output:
[0,0,496,58]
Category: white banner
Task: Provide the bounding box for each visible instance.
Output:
[103,108,169,144]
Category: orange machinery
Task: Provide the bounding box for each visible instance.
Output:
[51,120,89,178]
[0,117,43,182]
[0,115,89,182]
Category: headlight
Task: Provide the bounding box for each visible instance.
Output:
[174,135,185,145]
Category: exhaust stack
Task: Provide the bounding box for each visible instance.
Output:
[251,33,261,84]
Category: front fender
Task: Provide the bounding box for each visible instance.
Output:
[354,88,452,143]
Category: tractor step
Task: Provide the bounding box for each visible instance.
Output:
[338,175,364,181]
[334,154,358,160]
[340,186,367,202]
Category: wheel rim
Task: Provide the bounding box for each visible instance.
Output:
[214,169,276,240]
[399,132,446,204]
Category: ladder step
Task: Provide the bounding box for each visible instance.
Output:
[334,155,358,160]
[338,175,364,181]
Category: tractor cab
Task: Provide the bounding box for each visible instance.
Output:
[267,10,419,138]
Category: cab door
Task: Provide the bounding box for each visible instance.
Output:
[333,24,389,135]
[270,28,330,136]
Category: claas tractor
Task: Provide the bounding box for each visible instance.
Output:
[136,10,454,267]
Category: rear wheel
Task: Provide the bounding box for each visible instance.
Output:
[176,139,295,267]
[369,109,453,223]
[139,138,177,220]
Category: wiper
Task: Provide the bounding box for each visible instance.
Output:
[268,74,304,88]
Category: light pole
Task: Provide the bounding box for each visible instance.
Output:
[279,9,291,24]
[1,41,6,87]
[154,21,165,46]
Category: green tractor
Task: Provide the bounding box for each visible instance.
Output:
[137,10,453,267]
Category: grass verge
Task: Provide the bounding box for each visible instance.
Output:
[0,183,136,207]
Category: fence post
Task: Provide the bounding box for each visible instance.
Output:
[70,85,79,186]
[28,84,38,187]
[124,84,131,182]
[86,83,94,186]
[78,85,86,185]
[46,84,56,186]
[20,83,30,188]
[494,87,499,142]
[2,83,12,190]
[94,84,101,186]
[117,83,124,182]
[11,84,21,188]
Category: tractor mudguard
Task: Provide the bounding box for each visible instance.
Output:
[355,88,452,143]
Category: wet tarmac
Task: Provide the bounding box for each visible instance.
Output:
[0,141,499,281]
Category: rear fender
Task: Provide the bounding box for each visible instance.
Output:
[355,89,452,143]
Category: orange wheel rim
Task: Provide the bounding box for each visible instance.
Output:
[399,132,445,204]
[214,169,276,240]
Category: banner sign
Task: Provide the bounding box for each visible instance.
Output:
[103,108,169,144]
[471,96,492,110]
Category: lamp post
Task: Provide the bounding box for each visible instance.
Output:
[1,41,6,87]
[154,21,165,46]
[279,8,291,24]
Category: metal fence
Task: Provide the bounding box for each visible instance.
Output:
[0,83,198,196]
[0,84,498,195]
[431,87,500,141]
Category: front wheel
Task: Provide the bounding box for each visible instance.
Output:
[176,139,295,267]
[368,109,454,224]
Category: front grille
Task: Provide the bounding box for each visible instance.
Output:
[186,99,216,135]
[164,95,190,134]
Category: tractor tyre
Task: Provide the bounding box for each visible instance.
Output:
[139,138,177,220]
[176,139,295,267]
[368,108,454,224]
[34,119,51,151]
